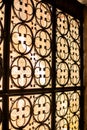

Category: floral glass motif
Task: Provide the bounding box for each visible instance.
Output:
[10,0,52,90]
[56,9,80,88]
[0,0,82,130]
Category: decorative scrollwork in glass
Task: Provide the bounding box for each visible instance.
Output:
[36,123,50,130]
[13,0,34,22]
[70,41,80,62]
[33,94,51,123]
[11,23,33,54]
[57,62,69,86]
[10,56,33,88]
[34,59,51,87]
[10,0,52,89]
[56,36,69,60]
[70,18,79,40]
[69,115,79,130]
[9,96,32,129]
[35,29,51,57]
[56,12,68,35]
[56,91,80,130]
[56,9,80,87]
[0,0,82,129]
[35,1,52,28]
[56,93,68,117]
[70,63,80,85]
[70,92,79,113]
[9,94,51,129]
[56,118,68,130]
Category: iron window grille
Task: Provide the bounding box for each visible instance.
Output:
[0,0,83,129]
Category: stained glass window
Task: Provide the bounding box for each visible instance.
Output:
[0,0,83,130]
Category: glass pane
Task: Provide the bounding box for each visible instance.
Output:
[9,94,52,129]
[56,9,81,88]
[0,0,4,90]
[10,0,52,89]
[55,91,80,130]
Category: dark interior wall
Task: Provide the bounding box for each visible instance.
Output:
[83,6,87,130]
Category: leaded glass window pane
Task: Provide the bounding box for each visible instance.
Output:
[56,9,80,88]
[0,0,83,130]
[10,0,52,90]
[55,9,81,130]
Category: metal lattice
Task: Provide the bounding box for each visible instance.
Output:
[0,0,83,130]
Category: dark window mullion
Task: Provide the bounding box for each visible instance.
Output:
[51,4,57,130]
[79,18,84,130]
[3,2,11,130]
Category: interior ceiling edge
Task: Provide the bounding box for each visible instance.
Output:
[42,0,84,20]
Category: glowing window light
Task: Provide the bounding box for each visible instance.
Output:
[0,0,82,129]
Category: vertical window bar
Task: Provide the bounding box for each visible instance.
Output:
[79,15,84,130]
[51,3,56,130]
[3,1,11,130]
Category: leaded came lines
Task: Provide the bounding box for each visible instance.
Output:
[56,9,80,88]
[0,0,82,130]
[10,0,52,90]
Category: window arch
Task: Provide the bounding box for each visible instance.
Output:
[0,0,83,129]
